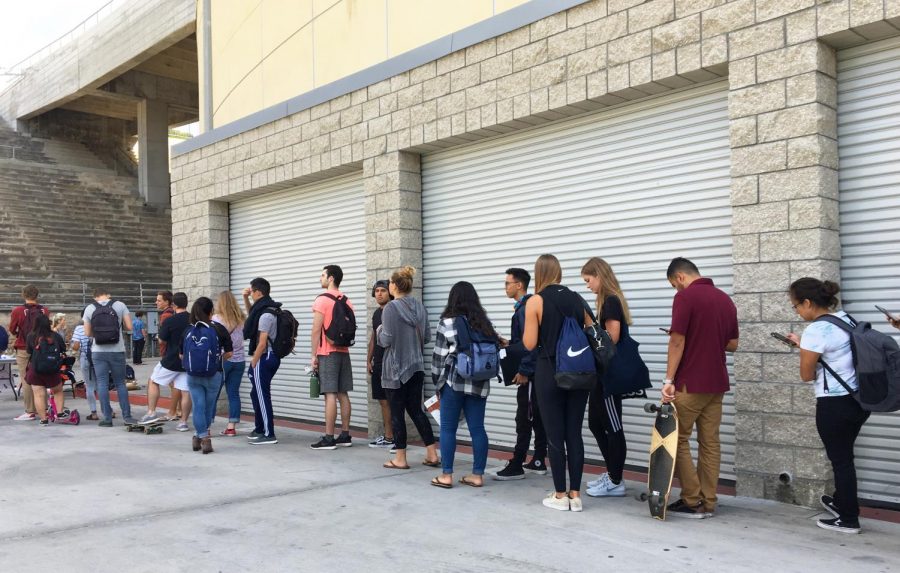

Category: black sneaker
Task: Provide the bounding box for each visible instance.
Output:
[57,409,70,419]
[524,458,548,475]
[820,495,840,519]
[335,432,353,447]
[817,517,860,534]
[39,419,49,426]
[493,463,525,481]
[310,435,337,450]
[667,499,710,519]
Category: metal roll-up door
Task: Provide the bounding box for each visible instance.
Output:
[837,37,900,505]
[421,82,735,479]
[229,174,369,429]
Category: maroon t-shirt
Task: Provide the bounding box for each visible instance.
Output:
[669,278,738,394]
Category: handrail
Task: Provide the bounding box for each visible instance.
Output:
[0,278,171,311]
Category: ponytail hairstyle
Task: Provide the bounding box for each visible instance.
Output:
[390,266,416,295]
[533,254,562,294]
[580,257,633,325]
[189,297,214,325]
[440,281,497,338]
[789,277,840,310]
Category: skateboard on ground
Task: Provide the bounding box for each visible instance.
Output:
[639,402,678,520]
[125,420,165,434]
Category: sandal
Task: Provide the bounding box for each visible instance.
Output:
[422,459,441,467]
[459,476,483,488]
[431,476,453,489]
[383,460,410,470]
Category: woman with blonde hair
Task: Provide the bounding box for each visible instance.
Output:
[523,254,594,511]
[376,266,439,470]
[580,257,649,498]
[213,290,247,436]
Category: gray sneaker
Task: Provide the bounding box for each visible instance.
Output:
[176,422,190,432]
[123,416,138,425]
[98,419,113,427]
[248,435,278,445]
[139,412,162,424]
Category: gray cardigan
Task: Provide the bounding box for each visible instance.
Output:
[376,296,431,389]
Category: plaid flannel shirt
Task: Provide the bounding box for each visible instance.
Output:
[431,317,490,399]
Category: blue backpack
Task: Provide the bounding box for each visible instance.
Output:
[455,316,500,382]
[182,322,221,377]
[554,314,598,392]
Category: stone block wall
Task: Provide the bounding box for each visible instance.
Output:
[170,0,900,504]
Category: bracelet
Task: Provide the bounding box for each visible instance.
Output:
[662,379,674,385]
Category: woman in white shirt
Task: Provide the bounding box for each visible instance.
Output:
[785,278,869,535]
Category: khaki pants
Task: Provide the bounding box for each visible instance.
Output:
[673,389,724,512]
[15,349,36,414]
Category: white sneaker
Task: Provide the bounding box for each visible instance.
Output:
[586,478,626,497]
[587,472,609,489]
[176,422,190,432]
[542,492,570,512]
[13,412,36,421]
[569,496,583,512]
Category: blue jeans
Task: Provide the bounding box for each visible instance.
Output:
[92,352,130,421]
[188,372,222,439]
[216,361,245,422]
[439,385,488,476]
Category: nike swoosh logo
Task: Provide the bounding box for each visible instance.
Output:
[567,346,589,357]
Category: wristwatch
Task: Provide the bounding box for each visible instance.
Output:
[662,378,674,386]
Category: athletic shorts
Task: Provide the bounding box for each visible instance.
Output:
[150,363,189,392]
[370,363,386,401]
[318,352,353,393]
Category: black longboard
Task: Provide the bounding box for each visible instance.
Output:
[642,402,678,520]
[125,421,165,435]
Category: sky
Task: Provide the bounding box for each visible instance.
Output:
[0,0,110,85]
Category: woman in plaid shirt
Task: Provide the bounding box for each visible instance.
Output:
[430,281,499,489]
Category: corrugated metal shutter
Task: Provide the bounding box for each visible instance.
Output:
[837,37,900,505]
[229,174,369,429]
[421,82,736,479]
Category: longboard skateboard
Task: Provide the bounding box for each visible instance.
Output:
[641,402,678,520]
[125,421,165,434]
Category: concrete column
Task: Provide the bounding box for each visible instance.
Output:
[170,197,230,301]
[363,150,423,437]
[729,40,839,507]
[137,98,170,205]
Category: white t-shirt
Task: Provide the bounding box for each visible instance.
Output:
[82,299,130,353]
[800,311,858,398]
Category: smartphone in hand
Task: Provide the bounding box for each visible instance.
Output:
[875,305,897,321]
[659,327,671,335]
[770,332,797,347]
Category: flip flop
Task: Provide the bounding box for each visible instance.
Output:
[422,459,441,467]
[383,460,410,470]
[459,476,483,488]
[431,476,453,489]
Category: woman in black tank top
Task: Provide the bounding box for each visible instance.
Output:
[523,254,594,512]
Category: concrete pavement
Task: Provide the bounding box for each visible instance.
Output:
[0,361,897,573]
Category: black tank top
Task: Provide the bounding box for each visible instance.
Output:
[538,285,589,357]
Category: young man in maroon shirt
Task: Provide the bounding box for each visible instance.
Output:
[8,285,50,421]
[662,257,739,518]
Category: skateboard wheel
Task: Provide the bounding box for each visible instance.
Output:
[644,403,658,413]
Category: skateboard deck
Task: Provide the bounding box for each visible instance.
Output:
[126,421,165,434]
[644,402,678,520]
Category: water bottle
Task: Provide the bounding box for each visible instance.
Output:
[306,366,320,399]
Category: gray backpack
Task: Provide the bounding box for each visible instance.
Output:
[816,314,900,412]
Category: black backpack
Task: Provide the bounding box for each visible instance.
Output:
[32,336,62,375]
[264,306,299,359]
[0,325,8,352]
[91,301,121,345]
[319,293,357,347]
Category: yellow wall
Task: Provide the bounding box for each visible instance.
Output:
[206,0,529,129]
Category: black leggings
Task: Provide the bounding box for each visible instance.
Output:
[534,357,590,493]
[386,371,435,450]
[816,395,869,522]
[588,390,627,483]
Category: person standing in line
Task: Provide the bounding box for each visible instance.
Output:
[522,255,594,512]
[51,313,69,342]
[213,290,246,437]
[131,311,147,364]
[662,257,738,518]
[139,292,193,430]
[581,257,633,497]
[82,287,136,426]
[430,281,498,489]
[493,267,547,481]
[70,322,97,420]
[785,278,869,534]
[310,265,354,450]
[367,279,395,449]
[242,277,281,445]
[9,285,50,421]
[154,291,182,420]
[26,314,69,426]
[377,267,439,470]
[183,297,233,454]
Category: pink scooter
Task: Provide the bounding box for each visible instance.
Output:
[47,394,80,425]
